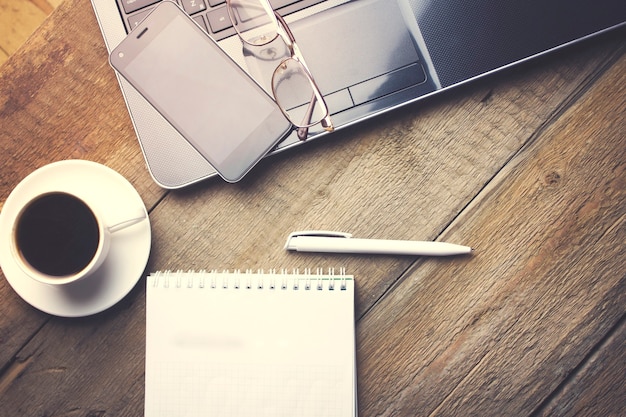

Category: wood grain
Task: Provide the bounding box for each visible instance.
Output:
[357,51,625,416]
[0,0,62,66]
[0,0,163,373]
[0,0,624,414]
[0,0,165,210]
[534,317,626,417]
[0,0,46,64]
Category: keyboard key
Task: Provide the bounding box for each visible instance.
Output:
[206,7,233,32]
[181,0,207,15]
[193,15,208,32]
[273,0,327,15]
[269,0,298,9]
[128,7,155,30]
[207,0,226,6]
[120,0,160,14]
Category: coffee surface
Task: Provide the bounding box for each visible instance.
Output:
[16,193,100,276]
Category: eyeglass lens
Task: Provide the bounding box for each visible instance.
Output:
[272,58,327,128]
[228,0,331,130]
[228,0,279,46]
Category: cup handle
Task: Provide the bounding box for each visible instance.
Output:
[108,211,147,233]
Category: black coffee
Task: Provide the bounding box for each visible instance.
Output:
[16,193,100,277]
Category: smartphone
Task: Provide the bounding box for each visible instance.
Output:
[109,1,291,182]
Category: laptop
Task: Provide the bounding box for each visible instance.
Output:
[91,0,625,188]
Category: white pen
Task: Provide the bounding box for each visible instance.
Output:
[285,231,473,256]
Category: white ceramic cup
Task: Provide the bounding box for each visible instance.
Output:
[10,191,146,286]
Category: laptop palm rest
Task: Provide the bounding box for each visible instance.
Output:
[245,0,426,115]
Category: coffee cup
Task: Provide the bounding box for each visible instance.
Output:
[10,191,146,286]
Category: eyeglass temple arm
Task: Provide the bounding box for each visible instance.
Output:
[274,12,295,44]
[296,92,317,141]
[296,95,334,140]
[274,12,333,140]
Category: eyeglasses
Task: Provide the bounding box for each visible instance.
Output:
[226,0,334,141]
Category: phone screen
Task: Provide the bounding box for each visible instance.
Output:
[110,2,291,182]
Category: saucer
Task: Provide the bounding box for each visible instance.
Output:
[0,160,151,317]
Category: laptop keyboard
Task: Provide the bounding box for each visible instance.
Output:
[117,0,328,41]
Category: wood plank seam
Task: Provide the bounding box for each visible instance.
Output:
[0,317,49,395]
[355,48,625,416]
[511,43,625,162]
[0,354,35,397]
[443,43,625,241]
[528,311,626,416]
[356,258,426,320]
[355,42,623,326]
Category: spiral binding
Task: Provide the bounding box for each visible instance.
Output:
[150,268,350,291]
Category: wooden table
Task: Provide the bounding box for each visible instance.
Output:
[1,1,624,415]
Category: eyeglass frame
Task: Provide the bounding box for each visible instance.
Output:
[226,0,334,141]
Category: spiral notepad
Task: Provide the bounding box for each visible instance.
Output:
[145,270,356,417]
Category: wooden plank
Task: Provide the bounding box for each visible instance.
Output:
[533,317,626,416]
[0,0,48,58]
[0,0,165,210]
[0,50,8,67]
[29,0,64,15]
[357,51,625,416]
[0,291,147,415]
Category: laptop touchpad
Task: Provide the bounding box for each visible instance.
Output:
[290,0,422,105]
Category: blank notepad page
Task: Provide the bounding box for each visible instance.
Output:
[145,270,356,417]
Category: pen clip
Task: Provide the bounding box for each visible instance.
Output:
[285,231,352,250]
